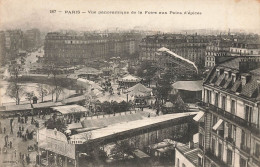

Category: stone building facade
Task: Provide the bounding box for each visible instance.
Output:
[196,56,260,167]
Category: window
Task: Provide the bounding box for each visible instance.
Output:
[231,100,236,114]
[199,133,204,148]
[212,115,218,127]
[241,130,246,146]
[207,90,212,104]
[227,149,233,165]
[221,96,226,110]
[240,157,246,167]
[228,123,232,138]
[215,93,219,107]
[218,143,222,159]
[198,156,203,166]
[255,143,260,158]
[212,138,216,154]
[245,105,252,123]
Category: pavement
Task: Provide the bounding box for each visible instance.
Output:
[0,115,48,167]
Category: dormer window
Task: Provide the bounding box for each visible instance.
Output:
[216,69,220,76]
[241,73,251,86]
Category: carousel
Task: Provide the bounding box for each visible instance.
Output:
[118,75,141,88]
[126,83,153,108]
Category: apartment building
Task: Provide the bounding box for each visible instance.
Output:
[196,56,260,167]
[44,32,140,65]
[204,39,233,68]
[230,40,260,56]
[139,34,210,68]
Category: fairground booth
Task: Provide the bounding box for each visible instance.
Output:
[51,105,88,124]
[171,80,203,103]
[125,83,153,108]
[38,128,76,167]
[118,75,141,88]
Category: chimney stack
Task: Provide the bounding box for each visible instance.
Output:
[189,141,194,149]
[241,73,251,86]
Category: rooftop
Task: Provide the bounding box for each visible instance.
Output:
[176,143,199,166]
[71,112,198,143]
[204,57,260,101]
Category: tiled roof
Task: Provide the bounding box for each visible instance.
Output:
[219,57,241,70]
[176,143,199,166]
[215,74,225,86]
[204,62,260,101]
[241,77,259,98]
[230,80,241,92]
[223,78,232,89]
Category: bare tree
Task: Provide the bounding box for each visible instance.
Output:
[6,82,24,105]
[7,63,24,104]
[25,91,35,104]
[36,84,49,102]
[55,86,64,102]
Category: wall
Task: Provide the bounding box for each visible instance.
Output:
[175,149,196,167]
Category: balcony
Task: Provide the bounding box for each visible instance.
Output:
[199,144,204,150]
[197,100,260,136]
[240,144,250,154]
[205,150,228,167]
[225,137,235,145]
[199,122,205,129]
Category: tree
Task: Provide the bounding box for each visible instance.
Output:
[45,117,66,132]
[37,84,49,102]
[6,82,24,105]
[127,66,135,75]
[25,91,35,104]
[136,61,158,87]
[111,140,134,159]
[55,86,64,102]
[7,63,24,104]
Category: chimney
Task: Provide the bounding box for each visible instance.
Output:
[224,70,231,80]
[257,79,260,94]
[241,73,251,86]
[189,141,194,149]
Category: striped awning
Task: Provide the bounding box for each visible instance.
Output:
[193,111,204,122]
[212,119,224,130]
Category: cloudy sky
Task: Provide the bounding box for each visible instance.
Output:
[0,0,259,33]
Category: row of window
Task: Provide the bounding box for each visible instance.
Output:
[205,89,254,123]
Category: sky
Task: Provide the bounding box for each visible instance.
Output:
[0,0,259,33]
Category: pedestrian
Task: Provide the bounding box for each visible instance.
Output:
[10,141,12,148]
[3,127,6,134]
[0,147,1,154]
[19,152,22,159]
[17,131,19,137]
[19,126,21,131]
[14,149,16,157]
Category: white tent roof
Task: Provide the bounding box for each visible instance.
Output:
[120,75,141,82]
[126,83,152,97]
[172,80,203,91]
[52,105,87,115]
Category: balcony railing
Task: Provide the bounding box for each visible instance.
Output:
[205,150,228,167]
[240,143,250,154]
[225,137,235,145]
[197,100,260,136]
[199,122,205,128]
[199,144,204,150]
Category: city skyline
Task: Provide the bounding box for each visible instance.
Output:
[0,0,259,34]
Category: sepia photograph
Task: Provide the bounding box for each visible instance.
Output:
[0,0,260,166]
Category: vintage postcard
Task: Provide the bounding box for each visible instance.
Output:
[0,0,259,167]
